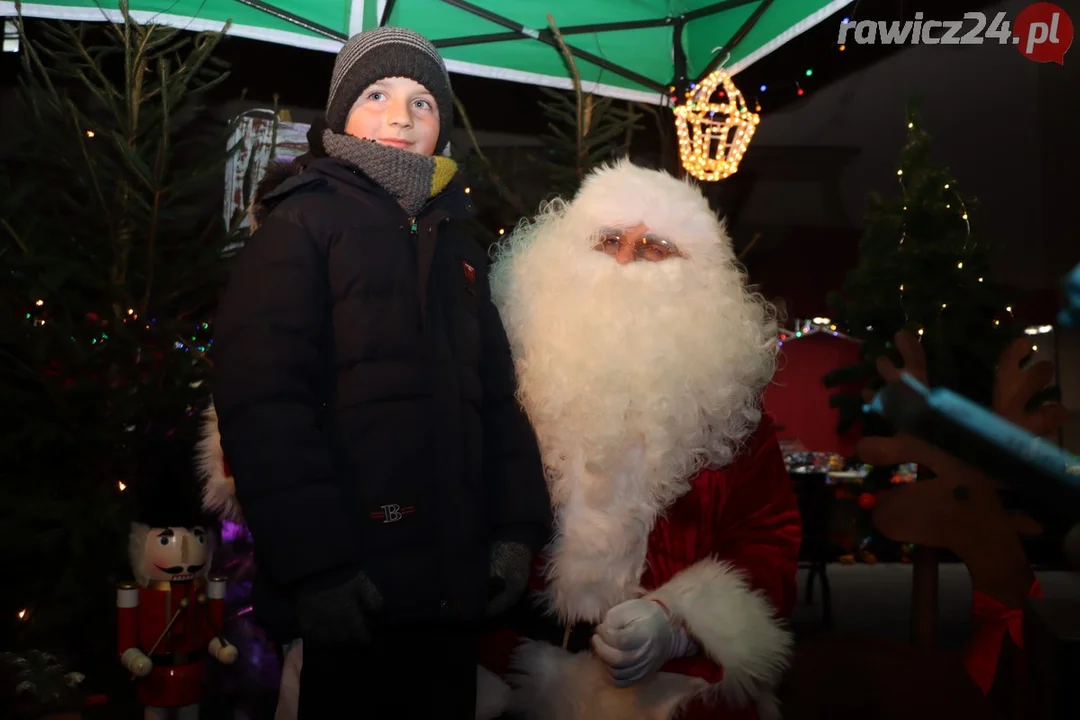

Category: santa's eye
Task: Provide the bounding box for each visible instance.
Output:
[594,233,622,255]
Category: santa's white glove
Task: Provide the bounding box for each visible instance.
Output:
[591,598,697,688]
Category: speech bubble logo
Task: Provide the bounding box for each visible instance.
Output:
[1014,2,1074,64]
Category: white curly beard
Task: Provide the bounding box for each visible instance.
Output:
[489,161,778,623]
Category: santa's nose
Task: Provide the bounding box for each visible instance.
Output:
[614,243,636,265]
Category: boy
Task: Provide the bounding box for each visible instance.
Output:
[212,27,551,719]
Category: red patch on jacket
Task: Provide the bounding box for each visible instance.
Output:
[462,261,476,283]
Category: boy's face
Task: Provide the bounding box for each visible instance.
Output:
[345,76,440,156]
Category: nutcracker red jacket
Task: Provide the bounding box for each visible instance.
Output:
[211,142,552,623]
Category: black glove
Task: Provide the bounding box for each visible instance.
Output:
[296,571,383,649]
[486,541,532,616]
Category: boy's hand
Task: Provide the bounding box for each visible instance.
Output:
[486,541,531,616]
[297,571,382,649]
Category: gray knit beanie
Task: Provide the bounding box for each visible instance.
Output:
[326,27,453,154]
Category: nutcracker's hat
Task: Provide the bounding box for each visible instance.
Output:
[129,424,214,530]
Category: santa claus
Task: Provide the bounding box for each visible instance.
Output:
[479,159,802,720]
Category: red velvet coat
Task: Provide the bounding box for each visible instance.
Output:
[479,415,802,720]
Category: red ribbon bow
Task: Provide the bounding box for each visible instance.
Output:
[963,579,1043,695]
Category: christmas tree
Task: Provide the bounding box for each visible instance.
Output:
[0,0,236,670]
[825,103,1019,458]
[824,102,1019,648]
[454,15,645,240]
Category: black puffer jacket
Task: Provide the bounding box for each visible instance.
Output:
[213,135,551,626]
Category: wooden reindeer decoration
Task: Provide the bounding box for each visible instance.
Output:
[778,332,1067,720]
[865,331,1068,714]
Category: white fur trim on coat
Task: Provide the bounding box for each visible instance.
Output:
[506,641,708,720]
[195,402,242,521]
[647,557,792,716]
[476,665,511,720]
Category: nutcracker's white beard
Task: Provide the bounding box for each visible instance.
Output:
[490,198,778,517]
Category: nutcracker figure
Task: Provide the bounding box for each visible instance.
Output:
[119,435,238,719]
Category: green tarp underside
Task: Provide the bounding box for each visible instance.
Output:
[1,0,850,104]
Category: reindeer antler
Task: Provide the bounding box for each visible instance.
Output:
[855,331,963,476]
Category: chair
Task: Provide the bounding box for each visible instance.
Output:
[790,471,835,627]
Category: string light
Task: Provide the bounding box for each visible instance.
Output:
[35,299,43,306]
[673,69,759,182]
[17,608,29,620]
[118,481,127,491]
[777,318,854,346]
[85,130,94,138]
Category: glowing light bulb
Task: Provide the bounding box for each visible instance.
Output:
[17,609,27,620]
[897,169,903,176]
[1006,306,1012,313]
[944,184,950,189]
[1033,345,1038,352]
[35,299,44,306]
[908,122,913,129]
[839,44,846,51]
[464,187,471,194]
[917,329,924,336]
[85,130,94,138]
[957,262,963,269]
[978,277,984,282]
[118,481,127,491]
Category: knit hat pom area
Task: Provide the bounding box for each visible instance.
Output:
[326,27,454,154]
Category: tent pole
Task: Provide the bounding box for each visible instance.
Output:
[695,0,776,83]
[437,0,668,93]
[235,0,346,41]
[380,0,396,26]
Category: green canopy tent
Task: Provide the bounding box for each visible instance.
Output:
[2,0,848,104]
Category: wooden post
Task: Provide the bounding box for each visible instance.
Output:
[910,462,940,651]
[910,545,940,650]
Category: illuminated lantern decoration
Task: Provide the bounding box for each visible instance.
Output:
[672,70,760,182]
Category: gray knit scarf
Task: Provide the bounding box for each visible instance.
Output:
[321,129,456,216]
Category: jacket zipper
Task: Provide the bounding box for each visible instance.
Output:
[409,216,418,235]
